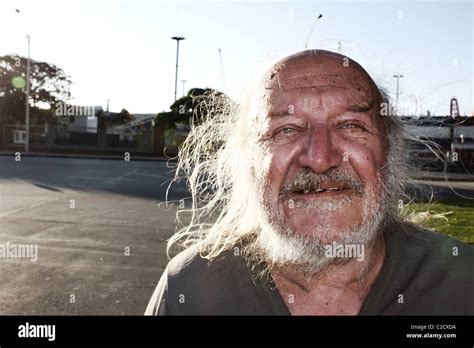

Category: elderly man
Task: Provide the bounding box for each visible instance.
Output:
[146,50,474,315]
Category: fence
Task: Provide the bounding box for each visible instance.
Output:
[4,124,48,148]
[2,122,474,170]
[3,124,155,154]
[405,124,474,172]
[106,126,154,153]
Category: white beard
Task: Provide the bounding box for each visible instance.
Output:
[253,184,387,275]
[244,150,401,277]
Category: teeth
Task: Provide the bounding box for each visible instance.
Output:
[299,187,344,194]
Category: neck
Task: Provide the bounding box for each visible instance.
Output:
[271,232,386,304]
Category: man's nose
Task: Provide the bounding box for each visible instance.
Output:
[296,127,343,173]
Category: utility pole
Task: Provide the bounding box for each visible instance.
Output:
[15,9,30,152]
[25,34,30,152]
[171,36,185,101]
[393,74,403,115]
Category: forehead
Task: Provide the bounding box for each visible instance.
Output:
[263,54,378,114]
[266,84,375,116]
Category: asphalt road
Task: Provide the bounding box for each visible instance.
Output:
[409,180,474,203]
[0,156,188,314]
[0,156,472,315]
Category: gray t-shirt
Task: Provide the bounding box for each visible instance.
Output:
[145,223,474,315]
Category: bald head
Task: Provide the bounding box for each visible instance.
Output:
[266,50,378,92]
[263,50,382,114]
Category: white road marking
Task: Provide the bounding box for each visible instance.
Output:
[134,172,166,179]
[68,176,136,182]
[0,195,68,218]
[67,176,109,181]
[105,168,140,184]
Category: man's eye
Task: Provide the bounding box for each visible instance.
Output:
[272,126,300,143]
[281,127,296,134]
[342,123,361,129]
[341,123,366,131]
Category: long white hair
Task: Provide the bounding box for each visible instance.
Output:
[166,58,438,263]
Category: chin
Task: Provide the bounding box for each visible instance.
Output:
[283,205,364,237]
[287,220,363,245]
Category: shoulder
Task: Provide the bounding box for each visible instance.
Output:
[146,244,256,315]
[388,221,473,259]
[166,245,246,282]
[382,221,474,314]
[166,245,204,277]
[386,221,474,274]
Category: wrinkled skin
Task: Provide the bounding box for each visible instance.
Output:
[257,50,389,244]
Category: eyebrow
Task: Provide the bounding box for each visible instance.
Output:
[345,102,373,113]
[266,111,293,119]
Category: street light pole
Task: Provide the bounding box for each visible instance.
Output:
[171,36,185,101]
[25,34,30,152]
[393,74,404,115]
[181,80,187,97]
[305,13,323,49]
[15,9,30,152]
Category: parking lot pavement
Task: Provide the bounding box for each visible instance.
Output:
[0,156,189,314]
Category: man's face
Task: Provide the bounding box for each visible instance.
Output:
[254,53,389,247]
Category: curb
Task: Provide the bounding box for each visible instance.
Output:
[0,152,172,162]
[415,174,474,182]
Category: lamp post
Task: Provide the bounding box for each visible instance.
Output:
[393,74,404,115]
[305,13,323,49]
[15,9,30,152]
[25,34,30,152]
[171,36,185,101]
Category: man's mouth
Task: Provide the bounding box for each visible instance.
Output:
[278,169,366,202]
[297,187,346,194]
[287,184,354,198]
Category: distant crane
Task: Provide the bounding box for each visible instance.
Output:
[450,97,460,118]
[320,38,353,54]
[393,74,404,115]
[218,48,226,92]
[335,39,354,53]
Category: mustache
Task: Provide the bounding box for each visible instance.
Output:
[279,167,365,198]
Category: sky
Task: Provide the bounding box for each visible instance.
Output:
[0,0,472,116]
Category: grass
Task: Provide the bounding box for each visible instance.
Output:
[405,201,474,244]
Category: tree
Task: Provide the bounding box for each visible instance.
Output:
[155,88,235,128]
[154,88,235,156]
[0,54,72,124]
